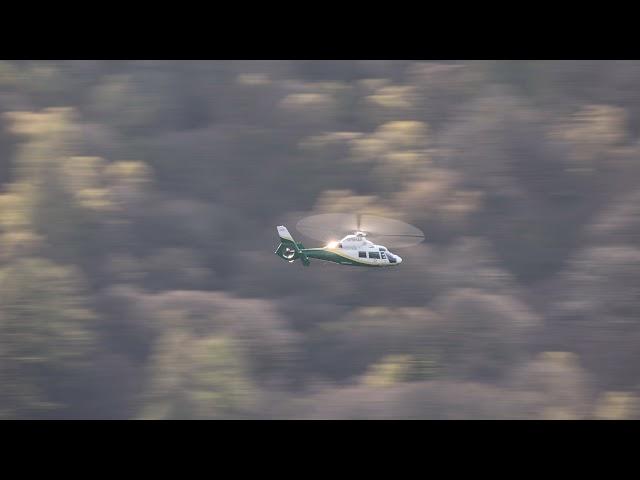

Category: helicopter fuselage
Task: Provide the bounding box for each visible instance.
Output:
[275,226,403,267]
[301,234,402,267]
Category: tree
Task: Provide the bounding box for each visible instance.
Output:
[0,258,98,418]
[139,330,256,419]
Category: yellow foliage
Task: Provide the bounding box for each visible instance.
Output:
[358,78,391,93]
[383,151,429,168]
[550,104,627,163]
[362,354,413,387]
[594,392,638,420]
[349,120,429,164]
[4,107,78,137]
[367,86,416,109]
[375,121,428,148]
[0,230,44,260]
[350,136,388,160]
[0,184,37,231]
[541,407,580,420]
[391,168,483,224]
[540,351,578,365]
[299,131,363,150]
[280,93,335,110]
[104,161,152,184]
[140,332,255,419]
[236,73,270,86]
[76,188,115,212]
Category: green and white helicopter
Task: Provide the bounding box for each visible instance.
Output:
[275,213,424,267]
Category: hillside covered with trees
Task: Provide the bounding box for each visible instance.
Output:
[1,60,640,419]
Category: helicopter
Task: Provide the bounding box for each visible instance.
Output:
[274,213,425,267]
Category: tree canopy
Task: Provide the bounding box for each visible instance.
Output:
[1,60,639,418]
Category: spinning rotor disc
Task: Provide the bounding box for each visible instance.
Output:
[296,213,425,249]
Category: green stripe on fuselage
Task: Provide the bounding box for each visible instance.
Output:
[301,248,377,267]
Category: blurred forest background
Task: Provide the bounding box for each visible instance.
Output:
[1,60,640,419]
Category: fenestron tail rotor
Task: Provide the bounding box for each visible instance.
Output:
[296,213,425,249]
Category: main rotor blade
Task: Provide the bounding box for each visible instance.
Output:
[374,234,425,238]
[296,213,357,241]
[365,233,425,248]
[296,213,425,248]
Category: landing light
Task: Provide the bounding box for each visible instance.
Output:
[326,241,338,249]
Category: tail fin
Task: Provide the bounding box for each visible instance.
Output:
[275,226,309,266]
[277,226,296,244]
